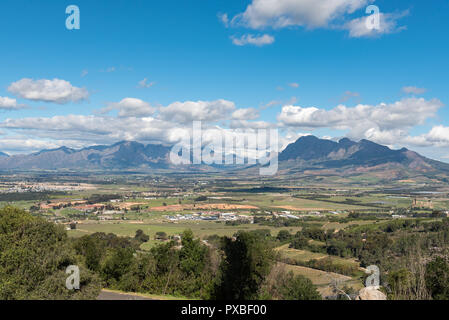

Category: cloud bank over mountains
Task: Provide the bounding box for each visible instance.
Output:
[0,76,447,159]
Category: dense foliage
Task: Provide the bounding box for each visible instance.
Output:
[0,206,101,299]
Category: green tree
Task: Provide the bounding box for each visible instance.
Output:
[278,272,321,300]
[425,257,449,300]
[212,231,274,300]
[155,231,168,240]
[73,235,104,272]
[101,247,135,287]
[290,232,308,250]
[277,230,292,242]
[179,230,207,276]
[326,239,350,258]
[387,269,412,300]
[134,229,150,243]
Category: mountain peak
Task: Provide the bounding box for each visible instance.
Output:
[34,146,75,155]
[278,135,437,171]
[279,135,338,161]
[298,135,319,141]
[338,137,356,148]
[112,140,137,146]
[338,137,353,144]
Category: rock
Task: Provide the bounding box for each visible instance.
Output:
[356,286,387,300]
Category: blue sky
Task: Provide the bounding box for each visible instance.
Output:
[0,0,449,161]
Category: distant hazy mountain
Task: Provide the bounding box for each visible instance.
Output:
[279,135,449,172]
[0,137,448,174]
[0,141,171,170]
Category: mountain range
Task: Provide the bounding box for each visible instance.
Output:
[0,141,171,170]
[0,136,448,175]
[279,135,447,171]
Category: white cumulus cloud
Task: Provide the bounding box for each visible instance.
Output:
[101,98,155,118]
[232,108,260,120]
[159,99,236,123]
[278,98,442,131]
[8,78,89,104]
[344,11,407,38]
[0,96,24,110]
[231,34,275,46]
[232,0,370,29]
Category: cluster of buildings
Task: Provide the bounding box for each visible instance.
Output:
[272,211,301,219]
[412,198,434,209]
[97,210,126,221]
[165,212,254,223]
[271,210,328,219]
[1,183,87,193]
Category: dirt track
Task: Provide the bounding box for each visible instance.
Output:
[97,290,153,300]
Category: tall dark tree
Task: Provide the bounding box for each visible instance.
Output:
[212,231,274,300]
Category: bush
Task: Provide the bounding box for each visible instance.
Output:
[155,231,168,240]
[134,229,150,243]
[289,232,308,250]
[277,230,292,242]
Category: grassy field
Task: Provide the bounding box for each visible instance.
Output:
[68,220,304,241]
[279,263,364,296]
[275,244,359,268]
[234,194,374,211]
[321,220,381,231]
